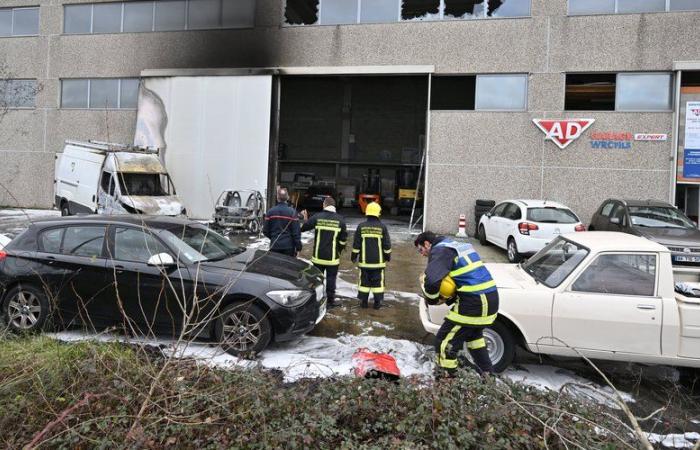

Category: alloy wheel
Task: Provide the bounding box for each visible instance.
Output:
[7,290,42,330]
[221,310,262,352]
[483,328,505,365]
[508,241,517,261]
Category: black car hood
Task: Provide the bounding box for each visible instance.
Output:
[196,249,322,288]
[632,226,700,247]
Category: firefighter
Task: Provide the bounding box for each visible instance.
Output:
[263,187,302,257]
[415,231,498,376]
[351,202,391,309]
[301,197,347,308]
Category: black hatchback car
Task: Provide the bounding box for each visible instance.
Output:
[589,199,700,265]
[0,216,326,355]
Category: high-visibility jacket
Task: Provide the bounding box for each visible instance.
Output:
[421,237,498,325]
[301,208,347,266]
[351,217,391,269]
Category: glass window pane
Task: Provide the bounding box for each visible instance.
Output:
[616,73,672,111]
[444,0,485,19]
[568,0,614,15]
[671,0,700,11]
[0,10,11,37]
[617,0,666,13]
[64,4,92,34]
[4,80,37,108]
[120,79,140,109]
[430,76,476,110]
[114,227,169,263]
[488,0,530,17]
[361,0,399,22]
[223,0,256,27]
[476,74,527,110]
[402,0,440,20]
[13,8,40,35]
[90,79,119,109]
[93,3,122,33]
[572,254,657,296]
[155,0,186,31]
[188,0,220,29]
[40,228,64,254]
[61,79,89,108]
[62,226,105,258]
[320,0,358,24]
[124,1,154,32]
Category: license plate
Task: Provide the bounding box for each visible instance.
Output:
[674,255,700,263]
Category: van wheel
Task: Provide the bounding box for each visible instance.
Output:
[60,201,71,217]
[3,284,51,333]
[215,303,271,358]
[507,238,522,263]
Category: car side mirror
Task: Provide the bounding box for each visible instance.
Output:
[609,217,621,225]
[485,212,492,218]
[147,253,175,267]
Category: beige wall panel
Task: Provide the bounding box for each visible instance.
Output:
[0,151,54,208]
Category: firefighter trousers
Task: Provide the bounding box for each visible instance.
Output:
[357,268,384,308]
[313,263,339,302]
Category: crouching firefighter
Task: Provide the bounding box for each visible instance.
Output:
[415,231,499,376]
[301,197,348,308]
[351,202,391,309]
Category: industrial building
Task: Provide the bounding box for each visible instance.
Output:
[1,0,700,233]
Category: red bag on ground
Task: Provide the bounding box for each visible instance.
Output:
[351,348,401,380]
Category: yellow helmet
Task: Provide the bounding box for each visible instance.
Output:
[365,202,382,217]
[439,276,456,299]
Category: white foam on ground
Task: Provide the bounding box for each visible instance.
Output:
[645,432,700,448]
[0,208,60,218]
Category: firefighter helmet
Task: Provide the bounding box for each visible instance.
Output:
[439,276,456,299]
[365,202,382,217]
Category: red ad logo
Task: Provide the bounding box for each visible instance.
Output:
[533,119,595,149]
[692,108,700,116]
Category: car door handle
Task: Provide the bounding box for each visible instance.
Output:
[636,304,656,311]
[46,255,56,265]
[114,265,125,274]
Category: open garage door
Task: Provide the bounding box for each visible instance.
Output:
[134,75,272,219]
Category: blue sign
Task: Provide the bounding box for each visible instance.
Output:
[683,149,700,179]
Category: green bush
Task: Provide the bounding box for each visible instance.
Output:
[0,336,635,449]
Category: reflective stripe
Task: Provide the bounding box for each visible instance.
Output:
[311,256,340,266]
[446,311,497,326]
[358,262,386,269]
[352,248,360,253]
[338,240,347,246]
[358,269,384,293]
[449,260,484,277]
[467,338,486,350]
[481,294,488,317]
[422,283,439,299]
[358,285,371,293]
[438,324,461,369]
[384,249,392,254]
[457,279,497,293]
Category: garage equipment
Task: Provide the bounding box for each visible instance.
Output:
[352,348,401,380]
[359,169,382,213]
[395,168,422,215]
[212,190,265,233]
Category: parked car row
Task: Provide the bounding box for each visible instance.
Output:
[0,216,327,356]
[478,198,700,266]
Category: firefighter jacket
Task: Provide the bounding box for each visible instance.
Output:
[421,237,498,325]
[263,202,302,253]
[301,207,348,266]
[351,216,391,268]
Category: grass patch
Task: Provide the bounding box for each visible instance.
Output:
[0,335,639,448]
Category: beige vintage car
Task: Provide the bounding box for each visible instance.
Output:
[420,232,700,373]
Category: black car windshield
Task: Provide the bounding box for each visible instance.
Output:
[628,206,696,229]
[527,207,579,224]
[522,237,589,288]
[160,225,243,263]
[118,173,169,196]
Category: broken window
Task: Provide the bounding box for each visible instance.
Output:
[401,0,440,21]
[444,0,485,19]
[285,0,319,25]
[361,0,399,23]
[565,74,616,111]
[320,0,358,25]
[430,76,476,110]
[487,0,530,17]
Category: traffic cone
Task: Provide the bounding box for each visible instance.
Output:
[456,214,468,237]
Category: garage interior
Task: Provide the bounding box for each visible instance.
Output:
[274,75,429,227]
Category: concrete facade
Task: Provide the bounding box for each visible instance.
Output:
[0,0,698,233]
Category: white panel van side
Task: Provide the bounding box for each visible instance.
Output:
[54,145,105,215]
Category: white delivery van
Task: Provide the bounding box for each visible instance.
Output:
[55,140,185,216]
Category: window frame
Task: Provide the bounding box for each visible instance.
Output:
[283,0,532,26]
[567,252,659,298]
[474,73,529,112]
[0,6,40,37]
[60,78,140,110]
[63,0,254,35]
[568,0,699,15]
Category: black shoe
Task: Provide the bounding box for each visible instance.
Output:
[327,300,339,309]
[373,302,381,310]
[360,299,368,308]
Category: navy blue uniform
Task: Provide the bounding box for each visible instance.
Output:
[263,202,302,256]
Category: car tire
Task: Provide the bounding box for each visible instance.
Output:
[507,238,522,263]
[60,200,71,217]
[478,225,489,246]
[215,302,272,358]
[484,321,516,373]
[476,199,496,207]
[3,284,51,333]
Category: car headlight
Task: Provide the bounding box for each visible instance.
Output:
[267,290,312,307]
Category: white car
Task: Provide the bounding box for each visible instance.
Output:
[477,200,585,263]
[420,232,700,372]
